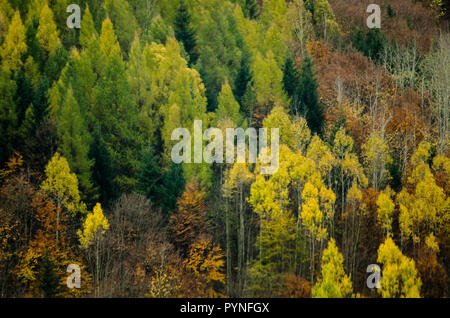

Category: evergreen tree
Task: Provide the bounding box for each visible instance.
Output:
[234,50,252,106]
[136,145,165,207]
[295,52,323,134]
[39,250,60,298]
[162,162,185,212]
[0,67,18,164]
[32,76,49,127]
[282,56,299,98]
[242,0,260,19]
[90,124,116,207]
[174,0,198,66]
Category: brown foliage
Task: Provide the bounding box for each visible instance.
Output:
[282,274,311,298]
[169,181,210,253]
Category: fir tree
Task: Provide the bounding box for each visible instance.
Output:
[39,250,60,298]
[296,52,323,134]
[282,56,299,99]
[242,0,260,19]
[174,0,198,66]
[234,50,252,106]
[136,145,165,207]
[90,124,116,207]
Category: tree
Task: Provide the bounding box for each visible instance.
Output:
[89,125,116,206]
[376,187,395,235]
[57,87,96,204]
[174,0,198,66]
[312,239,352,298]
[36,4,61,56]
[223,161,254,295]
[40,152,84,243]
[312,0,339,42]
[241,0,259,19]
[282,56,299,99]
[234,50,252,106]
[1,10,27,72]
[185,236,226,297]
[295,52,323,134]
[216,81,242,125]
[79,5,98,48]
[362,131,392,191]
[39,249,60,298]
[78,202,109,296]
[377,237,422,298]
[136,145,166,210]
[0,67,17,164]
[169,182,209,254]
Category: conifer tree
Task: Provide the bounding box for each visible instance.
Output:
[282,56,299,99]
[296,52,323,134]
[58,87,97,205]
[234,50,252,106]
[0,67,18,164]
[242,0,260,19]
[80,5,98,48]
[39,249,60,298]
[36,4,61,56]
[90,124,116,206]
[174,0,198,66]
[0,10,27,72]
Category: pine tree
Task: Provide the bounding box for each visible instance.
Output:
[136,145,165,207]
[282,56,299,98]
[234,50,252,105]
[39,249,60,298]
[174,0,198,66]
[0,67,18,164]
[162,162,185,212]
[242,0,260,19]
[296,52,323,134]
[90,124,116,206]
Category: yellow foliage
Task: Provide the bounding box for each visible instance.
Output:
[78,203,110,249]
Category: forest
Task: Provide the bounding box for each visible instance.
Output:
[0,0,449,298]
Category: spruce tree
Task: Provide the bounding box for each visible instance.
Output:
[136,145,165,207]
[39,250,60,298]
[282,56,299,99]
[234,50,252,106]
[243,0,260,19]
[296,52,323,134]
[90,124,116,206]
[174,0,198,66]
[0,67,18,164]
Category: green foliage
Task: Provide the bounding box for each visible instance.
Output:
[39,250,60,298]
[312,239,352,298]
[295,53,323,134]
[352,28,387,60]
[174,0,198,66]
[0,67,17,161]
